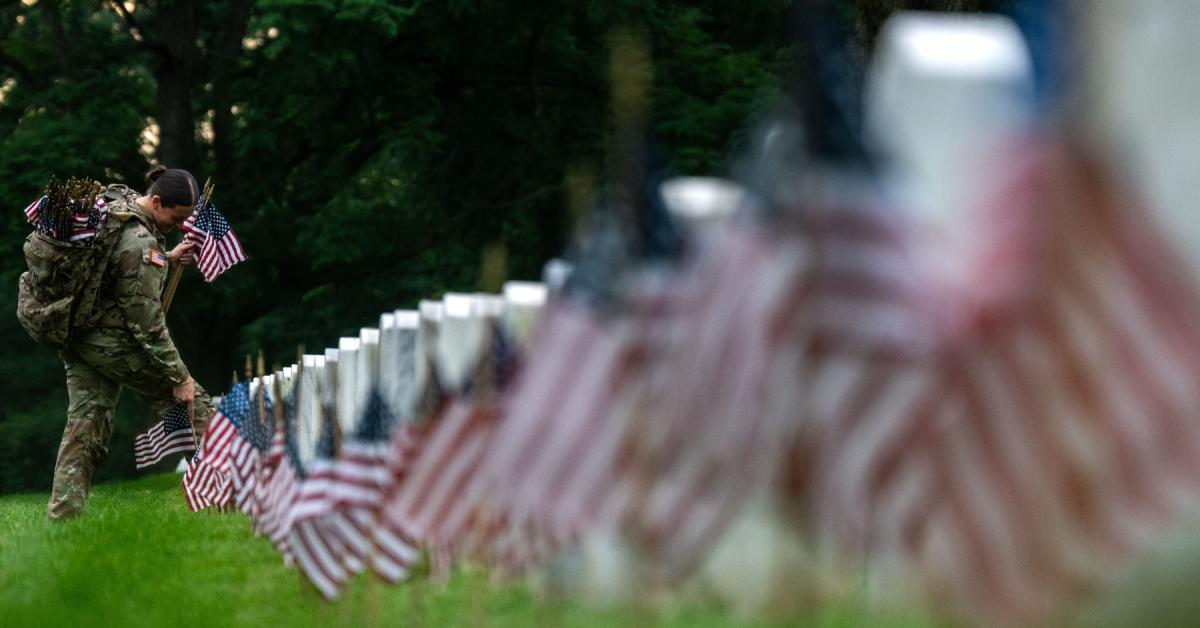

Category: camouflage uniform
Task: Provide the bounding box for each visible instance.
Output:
[47,193,212,520]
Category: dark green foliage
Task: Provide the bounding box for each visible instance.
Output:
[0,1,934,492]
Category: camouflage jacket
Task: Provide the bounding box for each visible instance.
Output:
[81,194,190,385]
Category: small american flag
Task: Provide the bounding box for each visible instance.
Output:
[134,404,195,469]
[212,383,268,518]
[24,195,109,244]
[181,453,229,511]
[260,399,302,560]
[181,200,246,282]
[804,142,1200,624]
[475,302,641,574]
[378,399,498,578]
[328,391,420,585]
[181,405,238,511]
[288,415,349,599]
[69,197,108,242]
[23,196,45,224]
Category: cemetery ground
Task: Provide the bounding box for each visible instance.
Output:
[0,473,942,627]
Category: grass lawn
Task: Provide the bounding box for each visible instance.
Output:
[0,473,941,627]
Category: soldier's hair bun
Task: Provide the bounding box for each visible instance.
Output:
[145,166,199,209]
[145,164,169,184]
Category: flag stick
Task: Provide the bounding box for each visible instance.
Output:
[162,179,212,315]
[162,265,184,314]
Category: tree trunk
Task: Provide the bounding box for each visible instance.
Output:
[212,0,254,185]
[151,0,200,171]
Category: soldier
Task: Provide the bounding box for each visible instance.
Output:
[48,165,214,520]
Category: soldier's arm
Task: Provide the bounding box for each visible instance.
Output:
[112,228,191,385]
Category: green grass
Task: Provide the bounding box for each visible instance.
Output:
[0,474,939,627]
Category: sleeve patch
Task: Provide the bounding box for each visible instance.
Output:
[143,248,167,268]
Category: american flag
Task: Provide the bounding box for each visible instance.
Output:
[23,196,45,224]
[377,399,497,577]
[69,197,108,242]
[217,383,271,518]
[615,223,820,579]
[181,200,246,283]
[259,398,302,560]
[377,313,516,575]
[802,141,1200,624]
[475,301,643,574]
[134,404,195,469]
[329,391,420,585]
[288,415,349,599]
[181,404,238,511]
[475,169,687,574]
[24,195,109,244]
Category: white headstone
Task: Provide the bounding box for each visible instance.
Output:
[335,337,361,434]
[437,293,499,391]
[660,176,745,224]
[414,300,444,419]
[867,13,1032,234]
[297,355,326,463]
[381,309,420,419]
[502,281,548,350]
[355,327,381,422]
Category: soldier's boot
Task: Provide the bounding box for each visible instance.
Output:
[47,415,111,521]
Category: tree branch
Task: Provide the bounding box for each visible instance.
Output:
[107,0,170,59]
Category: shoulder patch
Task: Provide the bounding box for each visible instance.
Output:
[143,248,167,268]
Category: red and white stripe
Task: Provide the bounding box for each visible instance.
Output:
[229,435,261,518]
[180,213,205,246]
[181,411,239,511]
[329,424,421,582]
[262,459,300,561]
[804,142,1200,624]
[287,456,349,599]
[198,232,246,283]
[23,196,44,223]
[378,401,497,574]
[182,456,229,511]
[611,222,827,578]
[474,301,648,573]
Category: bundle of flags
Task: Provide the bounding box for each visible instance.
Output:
[22,178,108,245]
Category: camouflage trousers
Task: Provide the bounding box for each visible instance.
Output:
[48,338,212,521]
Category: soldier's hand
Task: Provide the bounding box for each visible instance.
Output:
[169,241,197,266]
[173,377,196,422]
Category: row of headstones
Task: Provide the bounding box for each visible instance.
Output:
[218,11,1052,619]
[240,280,551,465]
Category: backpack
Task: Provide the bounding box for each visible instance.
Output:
[16,184,138,350]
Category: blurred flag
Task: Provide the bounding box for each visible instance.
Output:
[479,301,642,573]
[260,398,302,560]
[181,200,246,282]
[378,399,497,577]
[288,415,349,599]
[134,404,195,469]
[478,140,685,575]
[807,142,1200,624]
[329,391,420,584]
